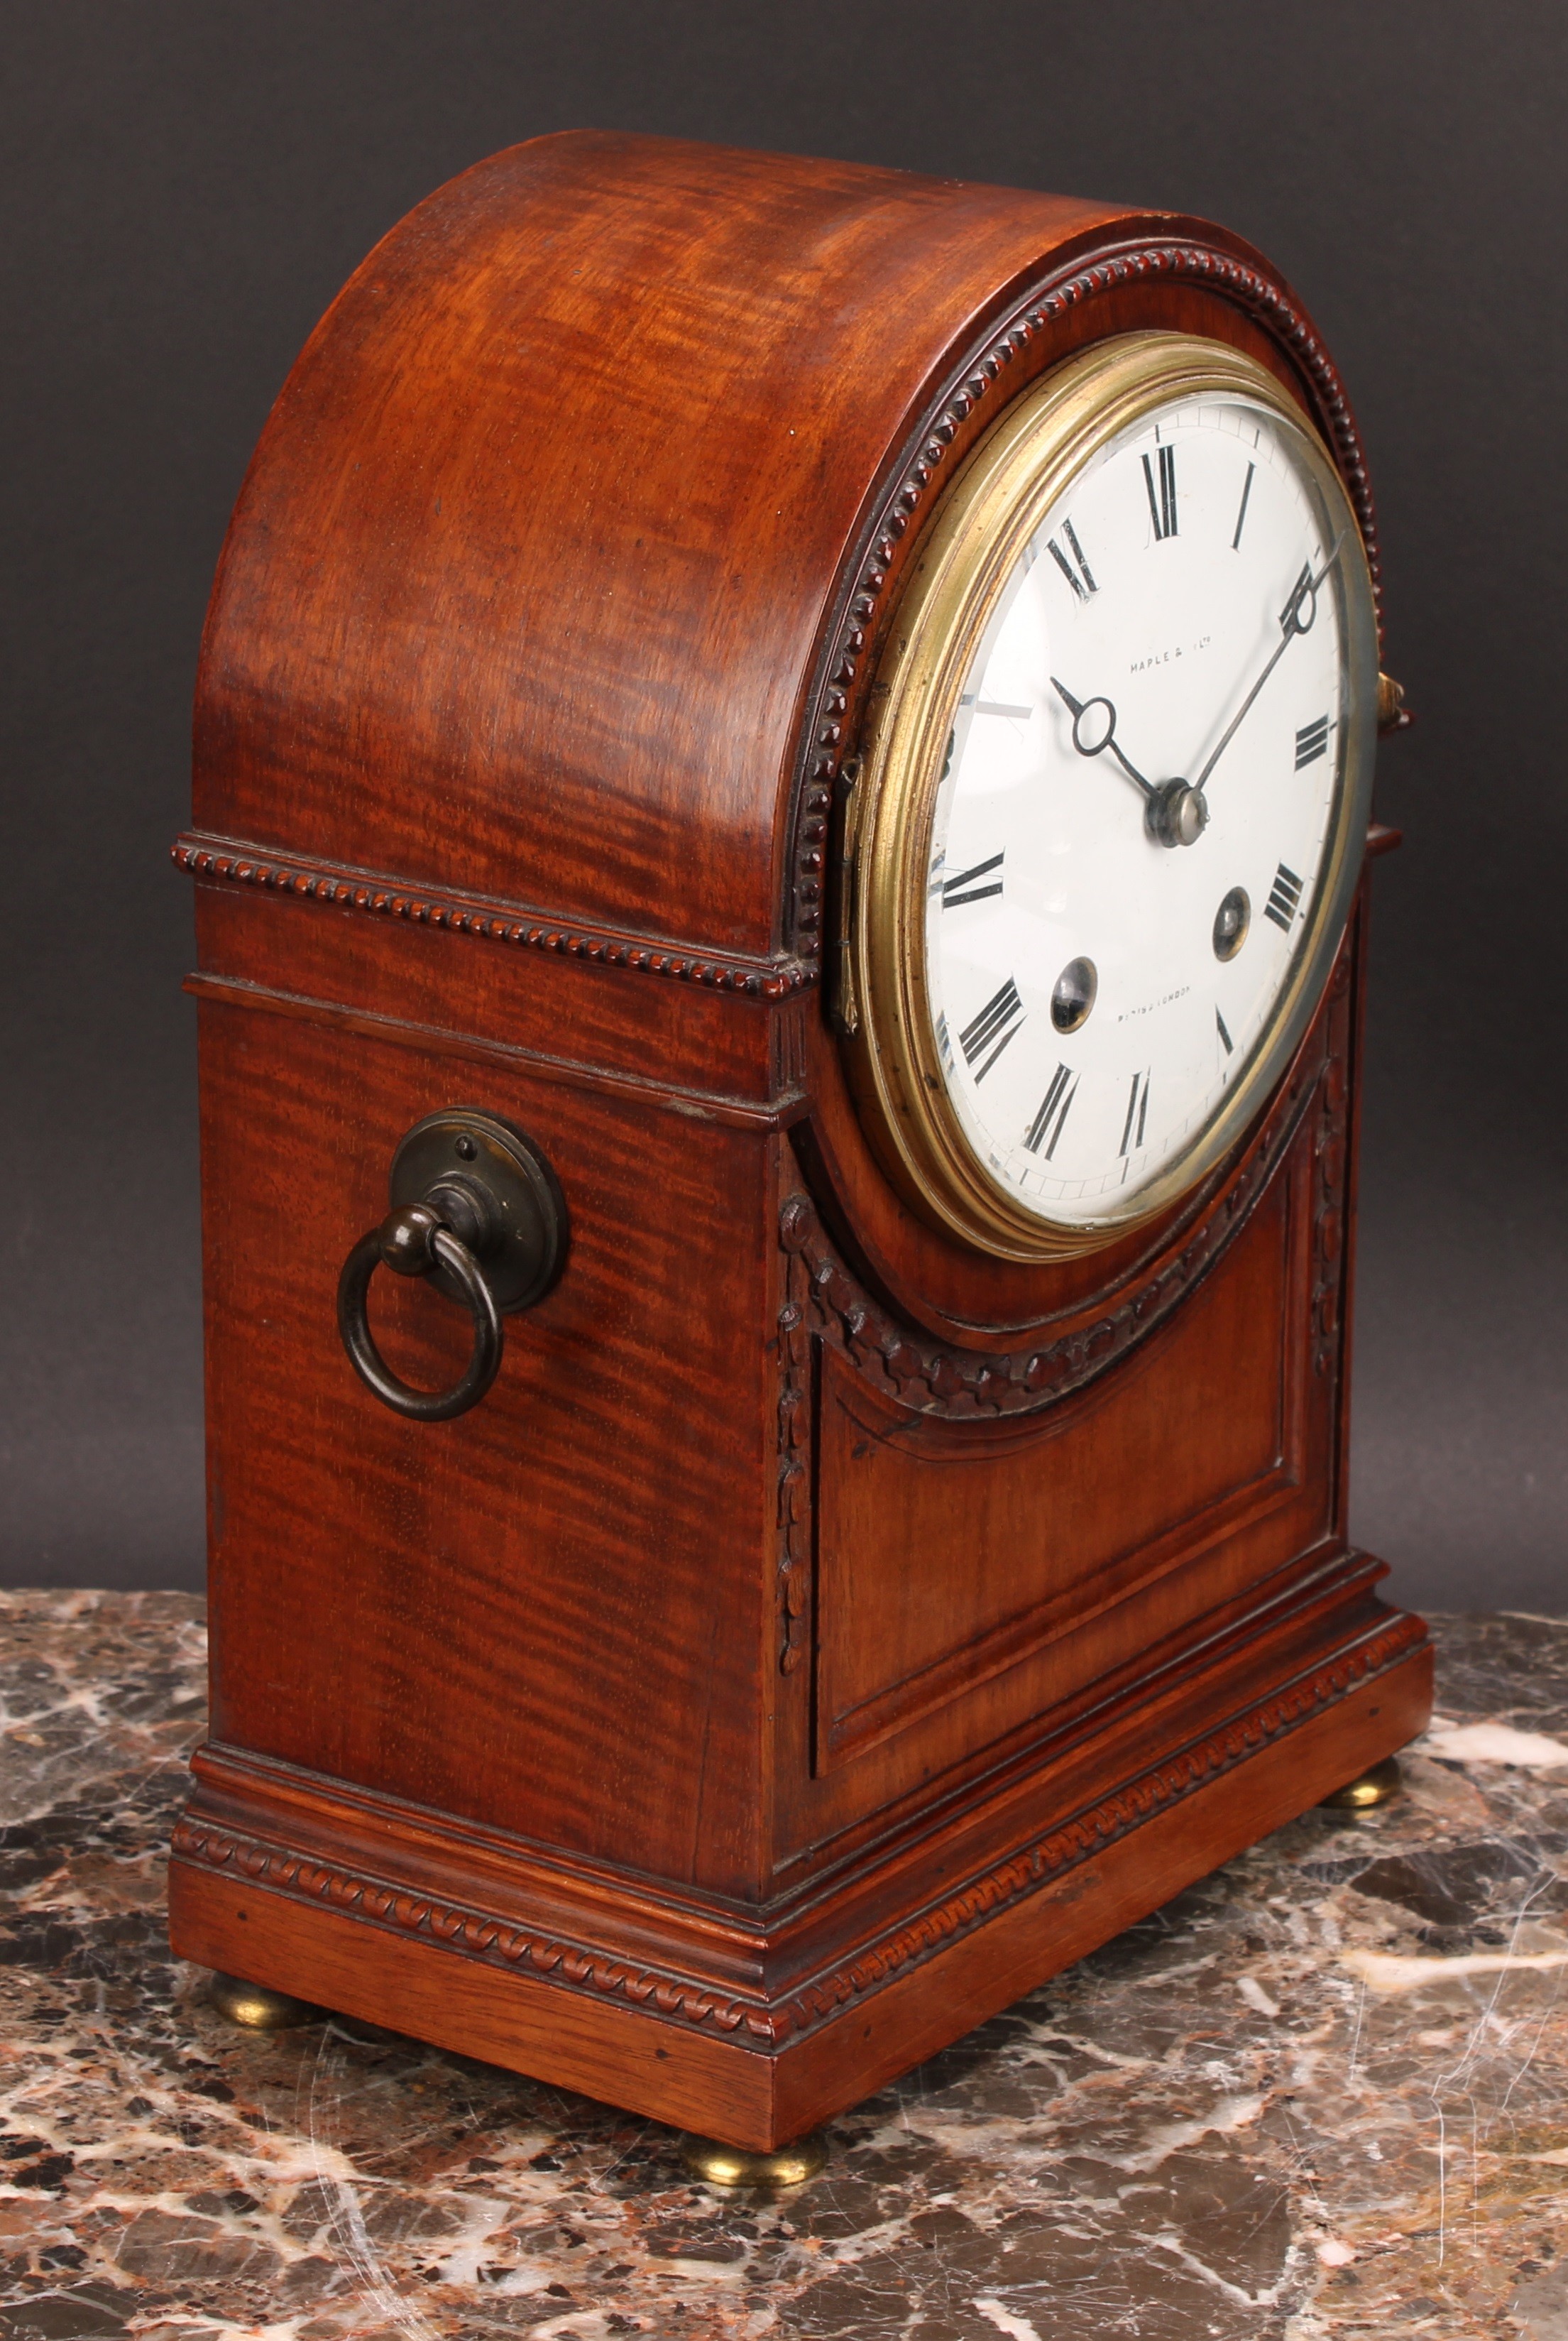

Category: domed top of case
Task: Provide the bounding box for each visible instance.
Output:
[192,131,1365,979]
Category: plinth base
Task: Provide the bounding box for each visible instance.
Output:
[169,1586,1430,2151]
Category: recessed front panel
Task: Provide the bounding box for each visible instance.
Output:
[812,1151,1312,1791]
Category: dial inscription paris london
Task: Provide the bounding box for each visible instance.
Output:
[926,386,1359,1230]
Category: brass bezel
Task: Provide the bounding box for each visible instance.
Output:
[842,332,1379,1262]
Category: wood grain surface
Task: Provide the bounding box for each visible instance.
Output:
[171,131,1425,2149]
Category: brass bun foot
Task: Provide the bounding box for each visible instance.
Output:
[208,1971,327,2030]
[679,2130,828,2188]
[1318,1754,1403,1812]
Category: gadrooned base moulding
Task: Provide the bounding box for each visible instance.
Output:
[170,1571,1430,2151]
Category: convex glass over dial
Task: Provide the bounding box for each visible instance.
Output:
[844,334,1378,1260]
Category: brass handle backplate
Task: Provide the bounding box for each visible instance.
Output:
[336,1108,566,1423]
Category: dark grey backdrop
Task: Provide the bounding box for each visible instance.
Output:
[3,1,1563,1610]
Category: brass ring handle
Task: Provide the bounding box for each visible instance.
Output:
[337,1202,503,1422]
[335,1108,566,1425]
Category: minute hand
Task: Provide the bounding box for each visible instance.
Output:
[1193,539,1344,794]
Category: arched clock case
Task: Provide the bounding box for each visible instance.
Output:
[168,132,1430,2154]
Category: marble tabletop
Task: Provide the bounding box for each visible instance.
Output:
[2,1591,1567,2341]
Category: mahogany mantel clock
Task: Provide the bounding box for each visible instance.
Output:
[168,131,1429,2159]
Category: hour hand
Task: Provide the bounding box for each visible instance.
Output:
[1050,677,1153,800]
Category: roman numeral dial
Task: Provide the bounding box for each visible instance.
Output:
[1119,1070,1151,1158]
[1046,517,1097,602]
[940,851,1004,909]
[1142,444,1178,540]
[1265,862,1305,932]
[1295,716,1330,768]
[1025,1064,1078,1158]
[1232,459,1256,550]
[892,354,1373,1253]
[959,978,1025,1082]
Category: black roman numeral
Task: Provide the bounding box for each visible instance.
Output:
[1295,715,1330,768]
[1046,516,1098,602]
[1265,862,1304,932]
[959,978,1026,1082]
[941,850,1004,910]
[1216,1006,1234,1057]
[1232,459,1256,550]
[1142,443,1178,540]
[1025,1062,1078,1158]
[1119,1069,1151,1157]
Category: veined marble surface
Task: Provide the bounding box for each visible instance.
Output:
[2,1592,1567,2341]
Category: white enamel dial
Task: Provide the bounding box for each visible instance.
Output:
[921,381,1367,1234]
